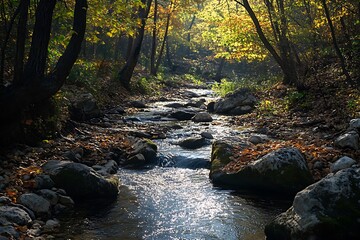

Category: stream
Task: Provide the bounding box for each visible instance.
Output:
[59,88,291,239]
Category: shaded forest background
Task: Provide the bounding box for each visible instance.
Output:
[0,0,359,144]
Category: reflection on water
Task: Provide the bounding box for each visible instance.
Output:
[59,89,291,239]
[61,167,290,240]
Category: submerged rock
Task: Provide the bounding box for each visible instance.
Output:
[265,167,360,240]
[210,146,313,195]
[42,160,119,200]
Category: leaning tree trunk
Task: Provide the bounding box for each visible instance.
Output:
[13,0,30,85]
[154,9,171,75]
[237,0,303,89]
[0,0,87,124]
[118,0,152,89]
[150,0,158,75]
[320,0,354,85]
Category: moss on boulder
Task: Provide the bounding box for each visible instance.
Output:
[210,146,313,195]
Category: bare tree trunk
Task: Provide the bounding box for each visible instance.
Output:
[150,0,158,75]
[237,0,302,88]
[320,0,354,84]
[214,58,225,82]
[154,9,171,74]
[0,2,21,85]
[165,38,174,70]
[13,0,30,85]
[118,0,152,89]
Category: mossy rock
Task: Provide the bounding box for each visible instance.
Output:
[211,147,313,196]
[210,140,236,176]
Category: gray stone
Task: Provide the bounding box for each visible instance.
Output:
[178,137,209,149]
[313,161,324,170]
[131,100,147,108]
[192,112,213,122]
[164,103,185,108]
[69,93,101,121]
[43,219,60,233]
[201,131,214,139]
[0,196,11,204]
[0,226,19,239]
[207,102,215,113]
[95,160,119,176]
[348,118,360,131]
[248,134,268,144]
[265,167,360,240]
[18,193,51,216]
[37,189,58,205]
[34,175,55,189]
[122,154,146,168]
[42,160,119,200]
[330,156,356,173]
[57,195,74,207]
[168,110,196,120]
[335,131,359,150]
[0,206,32,225]
[132,139,157,162]
[228,105,253,115]
[210,146,313,195]
[214,88,257,115]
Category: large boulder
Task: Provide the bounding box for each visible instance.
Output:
[42,160,119,200]
[210,146,313,195]
[265,167,360,240]
[69,93,101,121]
[213,88,257,115]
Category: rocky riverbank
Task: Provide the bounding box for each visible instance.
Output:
[0,83,359,239]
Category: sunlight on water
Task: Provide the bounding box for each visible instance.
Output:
[62,167,288,240]
[59,89,290,240]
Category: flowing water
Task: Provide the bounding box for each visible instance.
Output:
[60,88,291,240]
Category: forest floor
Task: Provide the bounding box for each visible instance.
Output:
[0,64,359,233]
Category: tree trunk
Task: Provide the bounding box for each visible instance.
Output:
[13,0,30,85]
[150,0,158,75]
[154,9,171,74]
[0,2,21,85]
[165,38,174,70]
[214,58,225,82]
[23,0,57,80]
[0,0,87,124]
[118,0,152,89]
[320,0,353,85]
[238,0,302,88]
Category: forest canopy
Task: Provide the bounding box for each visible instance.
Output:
[0,0,359,128]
